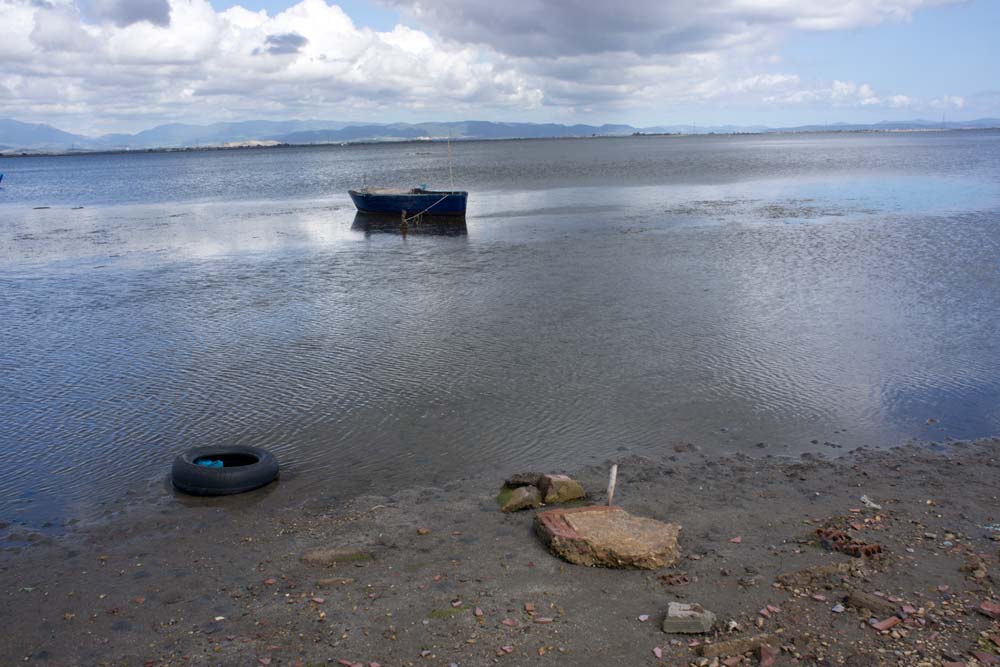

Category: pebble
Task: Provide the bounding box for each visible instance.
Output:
[831,604,845,613]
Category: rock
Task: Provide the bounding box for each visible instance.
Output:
[504,473,543,488]
[661,602,716,634]
[962,554,988,579]
[538,474,585,504]
[699,634,777,658]
[845,590,899,617]
[300,548,372,567]
[759,644,777,667]
[977,600,1000,619]
[870,616,900,631]
[499,486,542,512]
[534,505,680,569]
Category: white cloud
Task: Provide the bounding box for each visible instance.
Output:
[0,0,980,133]
[760,79,905,109]
[931,95,965,109]
[0,0,541,132]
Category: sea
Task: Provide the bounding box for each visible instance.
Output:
[2,131,1000,530]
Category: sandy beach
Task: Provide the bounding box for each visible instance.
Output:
[2,436,999,667]
[4,1,1000,665]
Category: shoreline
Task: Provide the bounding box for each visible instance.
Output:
[2,127,998,160]
[2,436,999,666]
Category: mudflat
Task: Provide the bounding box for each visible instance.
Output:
[2,438,999,666]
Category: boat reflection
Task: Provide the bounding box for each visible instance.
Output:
[351,212,468,237]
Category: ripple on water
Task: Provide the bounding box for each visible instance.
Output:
[2,135,1000,528]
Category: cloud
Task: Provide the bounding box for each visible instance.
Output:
[386,0,960,58]
[761,79,899,108]
[30,1,96,51]
[0,0,540,132]
[86,0,170,26]
[378,0,963,115]
[256,32,308,55]
[931,95,965,110]
[0,0,983,134]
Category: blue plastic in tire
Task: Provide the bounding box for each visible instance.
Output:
[171,445,279,496]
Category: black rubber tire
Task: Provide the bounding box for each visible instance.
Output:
[171,445,279,496]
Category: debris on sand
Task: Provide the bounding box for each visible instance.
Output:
[698,634,776,658]
[816,527,883,558]
[534,505,680,569]
[657,572,691,587]
[775,561,861,588]
[661,602,716,634]
[859,494,882,510]
[300,548,372,567]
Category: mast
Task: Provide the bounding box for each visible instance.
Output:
[447,127,454,189]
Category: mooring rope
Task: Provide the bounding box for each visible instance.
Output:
[401,193,452,223]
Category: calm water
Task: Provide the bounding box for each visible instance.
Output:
[2,132,1000,529]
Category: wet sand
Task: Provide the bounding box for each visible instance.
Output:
[2,437,999,666]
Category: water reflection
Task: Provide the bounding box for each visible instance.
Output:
[2,133,1000,532]
[351,211,468,237]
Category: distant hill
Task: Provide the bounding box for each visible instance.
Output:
[92,119,361,149]
[276,124,430,144]
[0,119,90,150]
[271,121,638,144]
[643,124,772,134]
[1,117,998,154]
[778,118,1000,133]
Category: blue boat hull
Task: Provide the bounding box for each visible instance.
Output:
[349,189,468,216]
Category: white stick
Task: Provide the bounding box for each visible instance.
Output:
[607,464,618,506]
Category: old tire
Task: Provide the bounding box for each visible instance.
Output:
[171,445,279,496]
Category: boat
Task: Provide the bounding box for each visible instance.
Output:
[348,187,467,216]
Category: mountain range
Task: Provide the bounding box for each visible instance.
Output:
[1,117,998,154]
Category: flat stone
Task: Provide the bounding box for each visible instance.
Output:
[845,590,899,617]
[661,602,716,634]
[300,548,372,567]
[534,505,680,569]
[498,485,542,512]
[538,474,586,504]
[699,634,777,658]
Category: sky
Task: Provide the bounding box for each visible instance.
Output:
[1,0,998,135]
